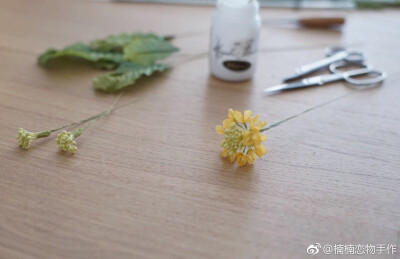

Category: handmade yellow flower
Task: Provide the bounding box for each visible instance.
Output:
[215,96,346,166]
[216,109,267,166]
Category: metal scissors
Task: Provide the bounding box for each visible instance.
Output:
[263,61,387,94]
[283,46,366,82]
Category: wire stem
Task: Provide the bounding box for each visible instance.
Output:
[49,111,107,133]
[74,93,125,138]
[260,94,351,132]
[47,93,136,134]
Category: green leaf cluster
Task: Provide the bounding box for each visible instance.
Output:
[123,37,179,65]
[90,32,165,52]
[93,62,168,93]
[38,32,179,92]
[38,43,123,69]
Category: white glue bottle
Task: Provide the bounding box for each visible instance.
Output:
[209,0,261,82]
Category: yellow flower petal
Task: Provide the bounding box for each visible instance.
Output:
[250,114,259,128]
[230,153,236,163]
[233,111,244,123]
[261,134,267,142]
[223,118,234,129]
[255,144,267,157]
[228,109,234,119]
[221,149,230,158]
[236,152,248,166]
[248,149,256,158]
[257,121,267,129]
[237,161,247,166]
[243,110,252,123]
[246,150,256,164]
[215,125,225,135]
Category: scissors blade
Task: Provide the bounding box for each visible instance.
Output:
[283,73,306,82]
[263,82,307,94]
[263,77,323,94]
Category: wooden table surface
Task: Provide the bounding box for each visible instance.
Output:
[1,1,399,258]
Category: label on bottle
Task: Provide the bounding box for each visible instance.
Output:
[211,36,257,76]
[223,60,251,71]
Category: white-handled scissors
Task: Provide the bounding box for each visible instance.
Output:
[283,46,366,82]
[263,61,387,94]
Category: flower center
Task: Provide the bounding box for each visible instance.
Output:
[221,125,244,155]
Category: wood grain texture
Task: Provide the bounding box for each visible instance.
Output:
[0,0,399,258]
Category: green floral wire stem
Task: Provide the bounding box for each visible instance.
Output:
[17,93,136,150]
[55,94,134,153]
[260,94,350,132]
[71,94,121,139]
[35,110,111,138]
[16,112,109,149]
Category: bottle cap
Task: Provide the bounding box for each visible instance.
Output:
[216,0,259,20]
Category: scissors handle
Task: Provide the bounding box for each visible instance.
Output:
[325,46,347,56]
[329,62,387,88]
[325,47,366,62]
[345,69,387,87]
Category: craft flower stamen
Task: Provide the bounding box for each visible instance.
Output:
[17,93,132,152]
[216,109,268,166]
[56,130,80,153]
[16,128,51,149]
[16,112,104,150]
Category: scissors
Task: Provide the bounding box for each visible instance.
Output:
[283,46,366,82]
[263,61,387,94]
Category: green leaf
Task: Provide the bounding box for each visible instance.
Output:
[93,62,168,93]
[90,33,168,52]
[38,43,123,69]
[123,37,179,65]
